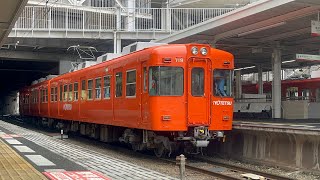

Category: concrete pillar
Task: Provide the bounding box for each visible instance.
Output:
[235,70,242,100]
[113,32,122,54]
[117,37,121,54]
[272,45,282,119]
[59,60,72,75]
[127,0,136,31]
[116,6,121,31]
[257,65,263,94]
[166,3,171,32]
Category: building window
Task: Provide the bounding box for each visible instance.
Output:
[126,70,136,97]
[63,85,68,101]
[95,78,101,99]
[88,79,93,100]
[115,72,122,97]
[81,80,86,100]
[103,75,111,99]
[74,82,78,101]
[68,84,73,101]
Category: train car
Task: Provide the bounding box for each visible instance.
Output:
[242,77,320,101]
[19,43,234,157]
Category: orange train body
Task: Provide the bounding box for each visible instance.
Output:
[19,44,234,155]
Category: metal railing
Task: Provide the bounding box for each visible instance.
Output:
[13,6,235,36]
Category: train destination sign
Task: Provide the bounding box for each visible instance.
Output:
[311,20,320,36]
[296,54,320,61]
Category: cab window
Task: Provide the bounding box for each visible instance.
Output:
[213,69,232,97]
[149,66,183,96]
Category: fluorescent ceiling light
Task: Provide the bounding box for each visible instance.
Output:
[238,22,286,37]
[234,66,256,71]
[282,60,296,64]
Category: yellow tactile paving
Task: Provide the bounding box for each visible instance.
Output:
[0,139,47,180]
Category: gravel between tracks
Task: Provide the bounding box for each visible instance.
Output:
[65,136,216,180]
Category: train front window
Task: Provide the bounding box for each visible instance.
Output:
[213,69,232,97]
[149,66,183,96]
[191,68,204,96]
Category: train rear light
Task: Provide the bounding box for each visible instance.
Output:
[162,115,171,121]
[191,46,198,55]
[162,58,172,63]
[200,47,208,55]
[224,61,230,64]
[223,116,230,121]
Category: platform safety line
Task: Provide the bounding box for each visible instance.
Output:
[0,131,57,167]
[0,138,47,179]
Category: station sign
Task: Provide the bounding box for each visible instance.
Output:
[43,171,110,180]
[311,20,320,36]
[296,54,320,61]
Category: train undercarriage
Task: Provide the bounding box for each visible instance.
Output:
[22,116,224,157]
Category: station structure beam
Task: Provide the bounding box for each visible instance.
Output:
[272,44,282,119]
[235,70,242,100]
[257,65,263,95]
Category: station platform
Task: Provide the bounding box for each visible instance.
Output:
[233,119,320,135]
[0,120,176,180]
[212,119,320,173]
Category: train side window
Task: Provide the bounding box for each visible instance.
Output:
[126,70,136,97]
[45,88,48,102]
[115,72,122,97]
[40,89,43,103]
[63,85,68,102]
[54,87,58,102]
[317,89,320,102]
[68,84,73,101]
[50,88,54,102]
[74,82,78,101]
[143,67,147,92]
[88,79,93,100]
[103,75,111,99]
[81,80,86,100]
[60,85,63,101]
[95,78,101,99]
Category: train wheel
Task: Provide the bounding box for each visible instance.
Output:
[154,143,166,158]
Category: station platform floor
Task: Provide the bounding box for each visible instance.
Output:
[233,119,320,135]
[0,120,176,180]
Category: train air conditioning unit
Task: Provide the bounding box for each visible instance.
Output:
[122,42,167,55]
[96,53,122,64]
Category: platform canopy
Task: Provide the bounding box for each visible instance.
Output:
[154,0,320,74]
[0,0,28,47]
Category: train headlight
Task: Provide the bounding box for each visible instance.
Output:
[191,46,198,55]
[200,47,208,55]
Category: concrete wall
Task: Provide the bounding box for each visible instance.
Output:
[209,130,320,172]
[0,92,19,115]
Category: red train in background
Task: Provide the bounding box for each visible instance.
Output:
[242,77,320,101]
[19,43,234,157]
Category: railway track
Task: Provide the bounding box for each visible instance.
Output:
[160,157,295,180]
[2,116,296,180]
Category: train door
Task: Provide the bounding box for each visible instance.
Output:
[187,58,211,125]
[58,83,62,117]
[113,68,123,122]
[141,62,148,124]
[79,77,87,118]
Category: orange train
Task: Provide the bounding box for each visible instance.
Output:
[19,44,234,156]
